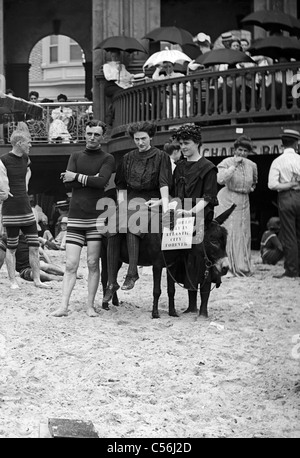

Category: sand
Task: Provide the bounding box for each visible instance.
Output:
[0,249,299,438]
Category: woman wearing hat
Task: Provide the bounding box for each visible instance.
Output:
[215,135,258,277]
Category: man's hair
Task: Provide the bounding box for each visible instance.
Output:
[164,141,180,156]
[57,93,68,102]
[10,130,31,145]
[173,123,202,145]
[86,120,107,136]
[282,137,298,148]
[29,90,39,99]
[127,121,157,138]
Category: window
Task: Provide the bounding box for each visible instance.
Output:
[49,35,58,63]
[70,38,83,61]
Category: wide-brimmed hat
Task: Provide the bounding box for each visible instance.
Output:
[280,129,300,140]
[195,32,211,44]
[221,32,233,42]
[132,73,147,84]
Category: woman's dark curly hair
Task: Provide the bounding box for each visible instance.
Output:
[127,121,157,138]
[173,123,202,145]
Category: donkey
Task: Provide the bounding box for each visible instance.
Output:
[100,204,235,319]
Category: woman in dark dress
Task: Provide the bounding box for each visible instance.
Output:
[170,123,219,290]
[104,121,172,301]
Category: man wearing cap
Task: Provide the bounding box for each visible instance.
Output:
[268,129,300,278]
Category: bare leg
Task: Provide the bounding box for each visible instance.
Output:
[31,270,63,282]
[51,243,81,317]
[6,248,19,289]
[29,246,49,289]
[40,260,64,276]
[85,240,101,317]
[0,249,6,271]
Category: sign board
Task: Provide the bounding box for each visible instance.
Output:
[201,140,283,157]
[161,216,194,251]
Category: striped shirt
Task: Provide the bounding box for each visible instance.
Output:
[268,148,300,190]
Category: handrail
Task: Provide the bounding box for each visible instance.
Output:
[111,61,300,137]
[2,101,93,144]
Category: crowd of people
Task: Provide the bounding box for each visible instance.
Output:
[1,116,300,318]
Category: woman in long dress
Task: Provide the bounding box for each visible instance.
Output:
[215,135,258,277]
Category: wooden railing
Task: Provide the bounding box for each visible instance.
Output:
[111,61,300,137]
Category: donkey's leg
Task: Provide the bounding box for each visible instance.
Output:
[167,271,179,317]
[152,265,162,319]
[199,281,211,318]
[102,234,121,309]
[183,290,198,313]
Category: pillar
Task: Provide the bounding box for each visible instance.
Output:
[83,61,93,98]
[92,0,161,123]
[92,0,106,121]
[5,63,31,100]
[0,0,4,143]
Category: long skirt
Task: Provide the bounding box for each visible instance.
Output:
[215,187,252,277]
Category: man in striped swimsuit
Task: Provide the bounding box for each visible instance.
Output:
[0,130,49,289]
[52,120,115,317]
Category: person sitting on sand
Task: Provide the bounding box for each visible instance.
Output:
[260,217,284,266]
[0,233,69,282]
[43,216,68,250]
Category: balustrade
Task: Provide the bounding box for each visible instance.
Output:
[2,62,300,143]
[111,61,300,137]
[2,101,93,144]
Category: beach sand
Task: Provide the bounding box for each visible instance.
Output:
[0,249,299,438]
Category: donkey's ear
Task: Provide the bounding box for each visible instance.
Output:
[215,204,236,225]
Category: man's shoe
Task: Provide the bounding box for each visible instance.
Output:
[121,274,139,290]
[273,272,298,279]
[103,282,120,302]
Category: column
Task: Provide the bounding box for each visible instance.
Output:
[83,61,93,98]
[92,0,106,122]
[0,0,4,143]
[5,63,31,100]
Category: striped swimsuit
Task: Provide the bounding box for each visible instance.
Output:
[1,153,38,249]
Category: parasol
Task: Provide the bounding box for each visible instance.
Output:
[248,36,300,60]
[143,26,194,46]
[0,91,43,123]
[94,35,147,53]
[195,48,255,66]
[241,10,300,35]
[143,49,192,69]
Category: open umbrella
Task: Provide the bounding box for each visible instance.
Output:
[182,43,201,60]
[0,91,43,123]
[195,48,255,66]
[94,35,147,53]
[241,10,300,34]
[143,26,194,46]
[248,36,300,60]
[143,48,192,69]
